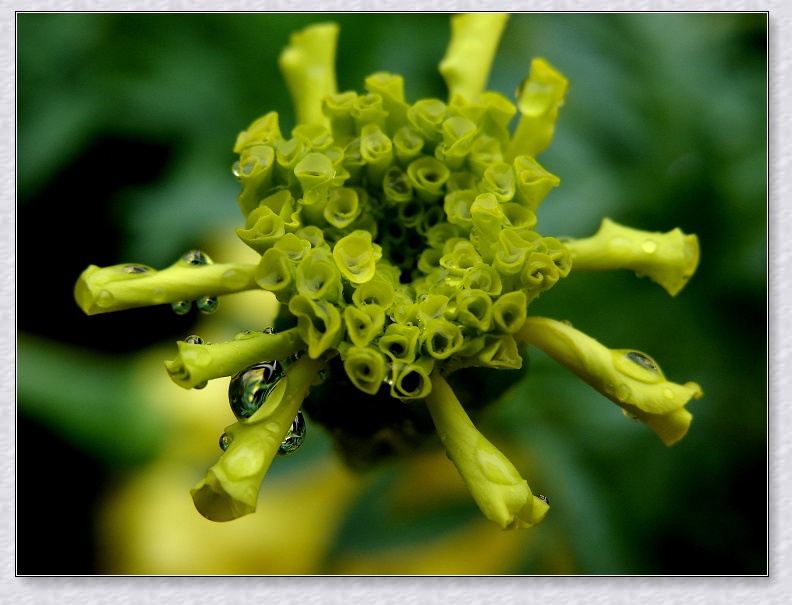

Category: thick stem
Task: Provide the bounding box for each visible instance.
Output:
[424,373,549,530]
[505,58,568,161]
[190,354,326,522]
[514,316,702,445]
[74,262,258,315]
[165,328,305,390]
[563,218,700,296]
[279,23,339,128]
[439,13,510,102]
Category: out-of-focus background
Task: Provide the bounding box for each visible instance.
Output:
[16,13,766,575]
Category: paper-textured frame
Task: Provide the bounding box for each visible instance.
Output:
[4,2,780,602]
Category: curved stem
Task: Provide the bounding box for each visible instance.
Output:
[563,218,700,296]
[505,58,568,161]
[439,13,510,102]
[514,316,702,445]
[278,22,339,128]
[165,328,305,390]
[425,372,549,530]
[74,262,258,315]
[190,354,326,522]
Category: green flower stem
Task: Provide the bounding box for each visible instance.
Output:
[364,72,409,132]
[190,354,326,522]
[74,262,259,315]
[164,328,305,390]
[563,218,700,296]
[514,317,703,445]
[506,58,568,161]
[425,372,549,530]
[279,23,339,128]
[439,13,510,102]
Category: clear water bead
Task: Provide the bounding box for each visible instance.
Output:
[122,265,149,274]
[625,351,659,373]
[184,335,204,345]
[537,494,549,504]
[622,409,641,422]
[263,326,276,335]
[182,250,212,266]
[194,380,208,390]
[277,410,306,456]
[196,296,219,314]
[228,361,285,421]
[219,433,232,451]
[171,300,192,315]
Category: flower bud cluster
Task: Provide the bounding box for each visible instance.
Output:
[236,67,571,398]
[72,15,704,529]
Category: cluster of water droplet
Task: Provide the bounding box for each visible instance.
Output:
[170,251,220,316]
[220,354,309,456]
[181,321,313,457]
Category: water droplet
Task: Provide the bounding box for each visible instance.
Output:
[196,296,218,314]
[234,329,254,340]
[277,410,306,456]
[607,237,632,250]
[184,335,204,345]
[263,326,276,335]
[231,161,241,179]
[537,494,549,504]
[663,388,675,400]
[228,361,285,420]
[182,250,212,266]
[604,382,616,395]
[383,363,395,386]
[194,380,208,390]
[318,369,327,382]
[219,432,232,451]
[97,289,115,308]
[122,265,149,274]
[622,409,641,422]
[625,351,658,373]
[642,240,658,254]
[562,320,572,327]
[266,421,280,433]
[171,300,192,315]
[616,384,631,402]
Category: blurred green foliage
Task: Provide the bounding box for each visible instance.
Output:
[17,13,766,575]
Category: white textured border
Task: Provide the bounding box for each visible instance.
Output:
[4,1,784,604]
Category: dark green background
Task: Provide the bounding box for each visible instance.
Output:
[17,13,767,574]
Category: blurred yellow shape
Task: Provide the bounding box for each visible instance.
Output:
[330,518,528,575]
[97,458,361,574]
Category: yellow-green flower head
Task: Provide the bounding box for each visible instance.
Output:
[73,14,702,530]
